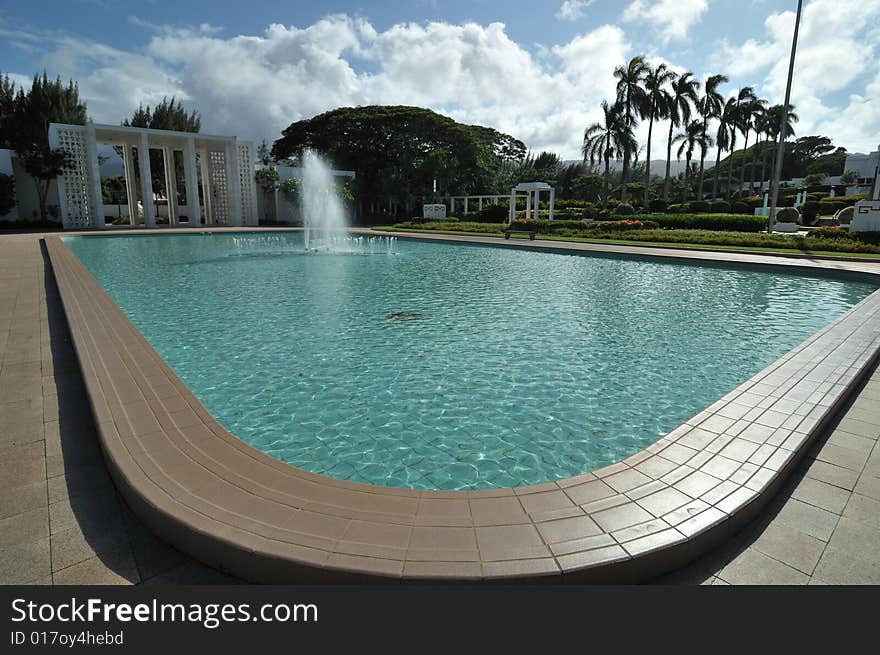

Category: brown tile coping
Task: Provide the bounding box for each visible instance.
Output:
[44,230,880,583]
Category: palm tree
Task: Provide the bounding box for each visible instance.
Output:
[744,102,767,194]
[711,96,739,200]
[759,104,799,193]
[641,63,674,207]
[663,72,699,201]
[696,74,729,200]
[613,55,649,204]
[582,100,634,209]
[732,89,764,197]
[674,120,712,203]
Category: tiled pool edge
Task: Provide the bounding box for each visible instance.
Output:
[44,233,880,583]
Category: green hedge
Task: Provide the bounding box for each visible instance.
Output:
[644,213,766,232]
[574,229,880,254]
[509,218,658,234]
[775,207,800,223]
[615,203,634,215]
[819,201,845,216]
[731,201,752,215]
[710,200,731,213]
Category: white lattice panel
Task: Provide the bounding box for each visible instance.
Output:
[209,150,229,225]
[238,142,256,225]
[55,127,95,229]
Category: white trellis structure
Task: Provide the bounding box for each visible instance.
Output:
[48,122,259,230]
[509,182,554,224]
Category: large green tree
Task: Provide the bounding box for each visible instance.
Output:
[674,120,712,203]
[0,72,87,221]
[613,56,649,204]
[272,106,526,221]
[695,73,728,200]
[641,63,673,207]
[582,100,634,208]
[664,72,699,201]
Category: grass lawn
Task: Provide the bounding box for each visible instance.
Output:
[371,225,880,261]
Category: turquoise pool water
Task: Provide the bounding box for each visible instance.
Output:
[65,232,878,490]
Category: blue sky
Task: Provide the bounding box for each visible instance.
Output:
[2,0,878,159]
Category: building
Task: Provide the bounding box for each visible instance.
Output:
[1,121,260,229]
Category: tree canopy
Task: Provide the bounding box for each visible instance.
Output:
[123,96,200,133]
[0,72,88,221]
[272,105,526,219]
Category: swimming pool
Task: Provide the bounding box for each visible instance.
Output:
[64,232,878,490]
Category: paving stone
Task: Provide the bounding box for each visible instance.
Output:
[813,545,880,585]
[0,505,49,548]
[773,497,840,542]
[842,493,880,530]
[750,522,825,575]
[853,474,880,501]
[790,477,852,515]
[0,480,47,520]
[802,458,860,491]
[53,548,141,585]
[0,537,51,584]
[50,522,132,572]
[718,548,810,585]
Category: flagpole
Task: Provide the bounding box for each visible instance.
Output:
[768,0,804,233]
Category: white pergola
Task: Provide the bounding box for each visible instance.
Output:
[48,121,258,230]
[447,194,507,215]
[509,182,554,224]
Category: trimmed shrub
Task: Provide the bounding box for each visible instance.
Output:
[477,203,509,220]
[648,198,668,213]
[820,194,866,207]
[731,202,752,215]
[743,195,763,208]
[836,206,854,224]
[811,226,851,240]
[819,201,845,216]
[800,201,821,224]
[775,207,800,223]
[666,203,685,213]
[709,200,731,213]
[581,205,598,219]
[615,203,635,215]
[688,200,710,213]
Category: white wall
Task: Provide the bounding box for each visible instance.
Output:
[0,149,17,220]
[843,150,880,179]
[2,156,61,223]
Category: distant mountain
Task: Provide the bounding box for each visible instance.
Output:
[561,159,689,176]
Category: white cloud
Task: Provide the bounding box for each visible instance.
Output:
[710,0,880,152]
[556,1,595,21]
[5,2,879,163]
[9,17,635,159]
[622,0,709,42]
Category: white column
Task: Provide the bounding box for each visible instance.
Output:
[464,197,468,216]
[85,122,105,228]
[450,198,455,214]
[509,190,516,223]
[162,147,178,225]
[479,197,483,212]
[225,140,244,226]
[138,133,156,228]
[200,150,213,225]
[549,187,555,221]
[122,144,138,227]
[534,190,541,220]
[183,136,201,226]
[526,191,531,218]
